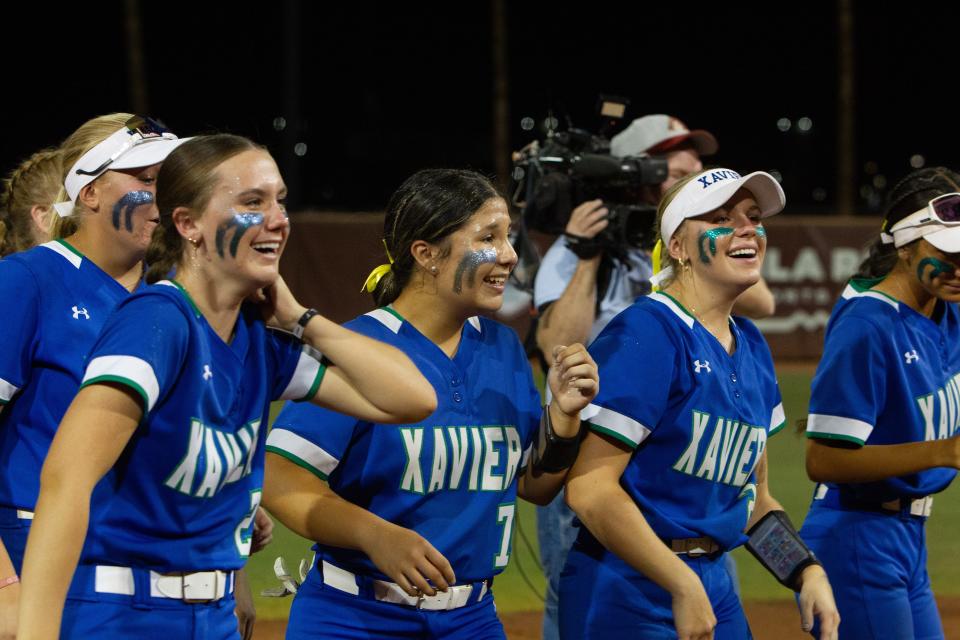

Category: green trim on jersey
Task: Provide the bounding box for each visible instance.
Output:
[80,374,150,412]
[846,276,883,293]
[769,420,788,436]
[848,276,899,304]
[805,430,865,446]
[169,280,203,318]
[297,364,327,402]
[383,306,406,324]
[56,238,86,260]
[588,422,639,449]
[265,445,329,480]
[657,291,697,323]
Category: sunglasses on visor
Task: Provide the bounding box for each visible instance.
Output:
[921,193,960,224]
[73,116,172,177]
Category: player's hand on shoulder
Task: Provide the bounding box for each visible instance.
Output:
[797,564,840,640]
[253,275,307,332]
[565,199,609,240]
[363,521,456,598]
[547,343,599,417]
[670,576,716,640]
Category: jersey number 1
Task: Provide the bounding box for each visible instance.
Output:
[493,502,516,568]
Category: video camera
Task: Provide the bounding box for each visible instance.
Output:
[513,97,668,257]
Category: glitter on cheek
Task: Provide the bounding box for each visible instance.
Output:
[755,226,767,238]
[917,257,956,283]
[452,248,498,294]
[112,191,154,232]
[214,211,265,259]
[698,227,735,264]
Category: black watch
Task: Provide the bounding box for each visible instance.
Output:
[293,308,319,339]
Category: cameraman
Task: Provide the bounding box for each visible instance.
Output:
[533,114,774,640]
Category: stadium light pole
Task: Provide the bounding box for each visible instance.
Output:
[282,0,303,210]
[491,0,510,192]
[837,0,856,215]
[123,0,149,115]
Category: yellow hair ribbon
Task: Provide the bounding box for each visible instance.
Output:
[362,263,392,293]
[651,239,663,292]
[361,239,396,293]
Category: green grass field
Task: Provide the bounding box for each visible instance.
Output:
[248,370,960,619]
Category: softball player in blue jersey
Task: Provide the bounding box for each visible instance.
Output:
[262,168,599,640]
[15,134,436,640]
[801,167,960,640]
[559,168,839,640]
[0,114,185,630]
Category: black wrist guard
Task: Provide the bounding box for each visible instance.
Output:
[531,404,581,477]
[745,510,820,591]
[564,233,604,260]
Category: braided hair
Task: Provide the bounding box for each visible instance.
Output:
[0,148,63,256]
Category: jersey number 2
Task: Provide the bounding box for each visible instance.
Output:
[235,489,263,558]
[494,502,516,568]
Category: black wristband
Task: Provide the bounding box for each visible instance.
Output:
[745,510,820,591]
[531,404,581,477]
[293,308,319,340]
[564,233,604,260]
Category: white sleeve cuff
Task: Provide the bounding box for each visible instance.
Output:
[82,355,160,411]
[265,428,340,479]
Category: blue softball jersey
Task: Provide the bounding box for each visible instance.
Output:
[267,307,541,582]
[75,280,324,571]
[582,292,785,551]
[806,278,960,501]
[0,240,139,511]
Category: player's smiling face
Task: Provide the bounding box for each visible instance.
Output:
[434,197,517,315]
[95,163,162,254]
[680,189,766,290]
[196,149,290,290]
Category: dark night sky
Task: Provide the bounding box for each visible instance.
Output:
[2,2,957,214]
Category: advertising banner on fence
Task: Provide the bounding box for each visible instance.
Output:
[282,212,883,362]
[756,216,879,359]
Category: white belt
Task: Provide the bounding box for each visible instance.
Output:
[17,509,33,520]
[321,560,486,611]
[94,565,233,602]
[814,484,934,517]
[881,496,934,517]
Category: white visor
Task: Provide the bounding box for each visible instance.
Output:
[54,123,188,218]
[660,168,786,246]
[883,207,960,253]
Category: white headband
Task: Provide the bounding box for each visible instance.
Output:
[54,122,186,218]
